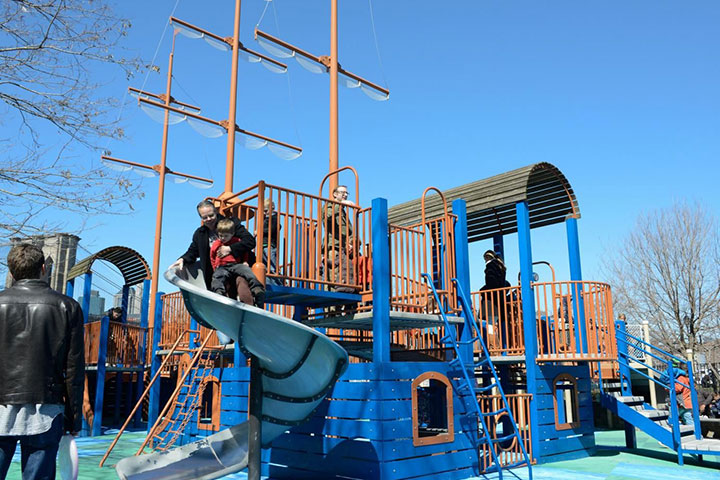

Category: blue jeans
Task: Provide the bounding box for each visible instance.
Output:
[0,414,63,480]
[680,409,694,425]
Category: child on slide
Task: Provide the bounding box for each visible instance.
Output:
[210,218,265,308]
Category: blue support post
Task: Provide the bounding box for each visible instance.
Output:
[66,279,75,299]
[516,201,540,460]
[615,319,637,449]
[188,316,199,348]
[81,272,93,324]
[453,199,473,364]
[566,216,588,353]
[492,234,504,259]
[121,285,130,323]
[147,291,164,429]
[134,279,151,426]
[371,198,390,364]
[92,313,110,436]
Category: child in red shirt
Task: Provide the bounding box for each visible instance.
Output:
[210,218,265,307]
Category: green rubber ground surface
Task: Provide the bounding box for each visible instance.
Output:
[4,428,720,479]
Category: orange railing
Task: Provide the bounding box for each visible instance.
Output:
[479,393,534,469]
[534,281,616,361]
[472,286,524,357]
[469,281,616,361]
[212,181,371,295]
[84,320,146,367]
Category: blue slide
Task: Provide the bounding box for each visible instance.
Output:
[115,266,349,480]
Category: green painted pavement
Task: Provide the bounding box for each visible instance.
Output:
[3,429,719,479]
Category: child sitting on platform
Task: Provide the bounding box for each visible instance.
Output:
[210,218,265,308]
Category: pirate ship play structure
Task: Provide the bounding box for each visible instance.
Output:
[68,1,720,479]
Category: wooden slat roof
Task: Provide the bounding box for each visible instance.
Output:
[387,162,579,242]
[67,246,151,287]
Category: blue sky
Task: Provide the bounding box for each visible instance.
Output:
[33,1,719,303]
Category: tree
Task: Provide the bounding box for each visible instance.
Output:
[0,0,146,243]
[605,202,720,371]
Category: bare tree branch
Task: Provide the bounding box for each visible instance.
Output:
[603,202,720,360]
[0,0,151,256]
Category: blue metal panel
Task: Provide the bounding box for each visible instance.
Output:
[147,291,164,429]
[452,199,473,364]
[92,313,110,436]
[372,198,390,364]
[566,217,587,353]
[492,234,504,259]
[66,279,74,299]
[516,201,540,459]
[81,272,92,324]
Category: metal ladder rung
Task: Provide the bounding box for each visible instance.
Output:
[491,432,518,444]
[482,407,508,417]
[475,382,497,394]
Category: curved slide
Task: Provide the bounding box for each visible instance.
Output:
[115,265,349,480]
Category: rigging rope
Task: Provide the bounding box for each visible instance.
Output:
[367,0,389,90]
[271,0,304,148]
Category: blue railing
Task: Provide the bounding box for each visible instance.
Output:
[609,320,701,447]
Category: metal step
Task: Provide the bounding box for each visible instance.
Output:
[615,395,645,404]
[682,437,720,452]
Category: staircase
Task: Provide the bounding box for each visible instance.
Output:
[422,274,533,479]
[600,321,720,464]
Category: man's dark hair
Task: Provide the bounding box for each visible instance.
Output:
[7,243,45,281]
[196,200,217,211]
[333,185,348,194]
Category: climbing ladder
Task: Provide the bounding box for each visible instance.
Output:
[599,321,720,464]
[139,332,220,453]
[422,274,532,479]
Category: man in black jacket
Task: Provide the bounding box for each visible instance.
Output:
[171,200,257,292]
[0,243,84,479]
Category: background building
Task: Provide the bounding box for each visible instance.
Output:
[5,233,80,294]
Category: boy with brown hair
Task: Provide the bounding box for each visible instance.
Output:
[210,218,265,307]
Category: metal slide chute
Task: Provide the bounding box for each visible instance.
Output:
[115,265,348,479]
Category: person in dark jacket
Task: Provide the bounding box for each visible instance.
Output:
[170,200,258,298]
[478,250,509,323]
[0,243,84,480]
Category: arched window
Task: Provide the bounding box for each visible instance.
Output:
[412,372,454,446]
[553,373,579,430]
[198,376,221,432]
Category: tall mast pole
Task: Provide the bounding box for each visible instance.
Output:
[225,0,243,195]
[329,0,339,194]
[148,32,177,329]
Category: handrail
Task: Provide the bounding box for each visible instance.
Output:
[448,276,533,477]
[99,328,201,467]
[318,165,360,206]
[136,331,215,455]
[613,321,701,443]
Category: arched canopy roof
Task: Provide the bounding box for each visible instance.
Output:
[67,246,151,287]
[387,162,579,242]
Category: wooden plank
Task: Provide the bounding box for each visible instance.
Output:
[269,431,479,460]
[538,420,594,440]
[537,433,595,457]
[220,381,249,396]
[289,417,412,440]
[380,449,477,480]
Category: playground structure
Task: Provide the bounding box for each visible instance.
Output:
[66,246,152,437]
[72,2,720,478]
[68,162,720,480]
[91,161,636,480]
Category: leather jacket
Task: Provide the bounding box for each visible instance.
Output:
[0,279,85,433]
